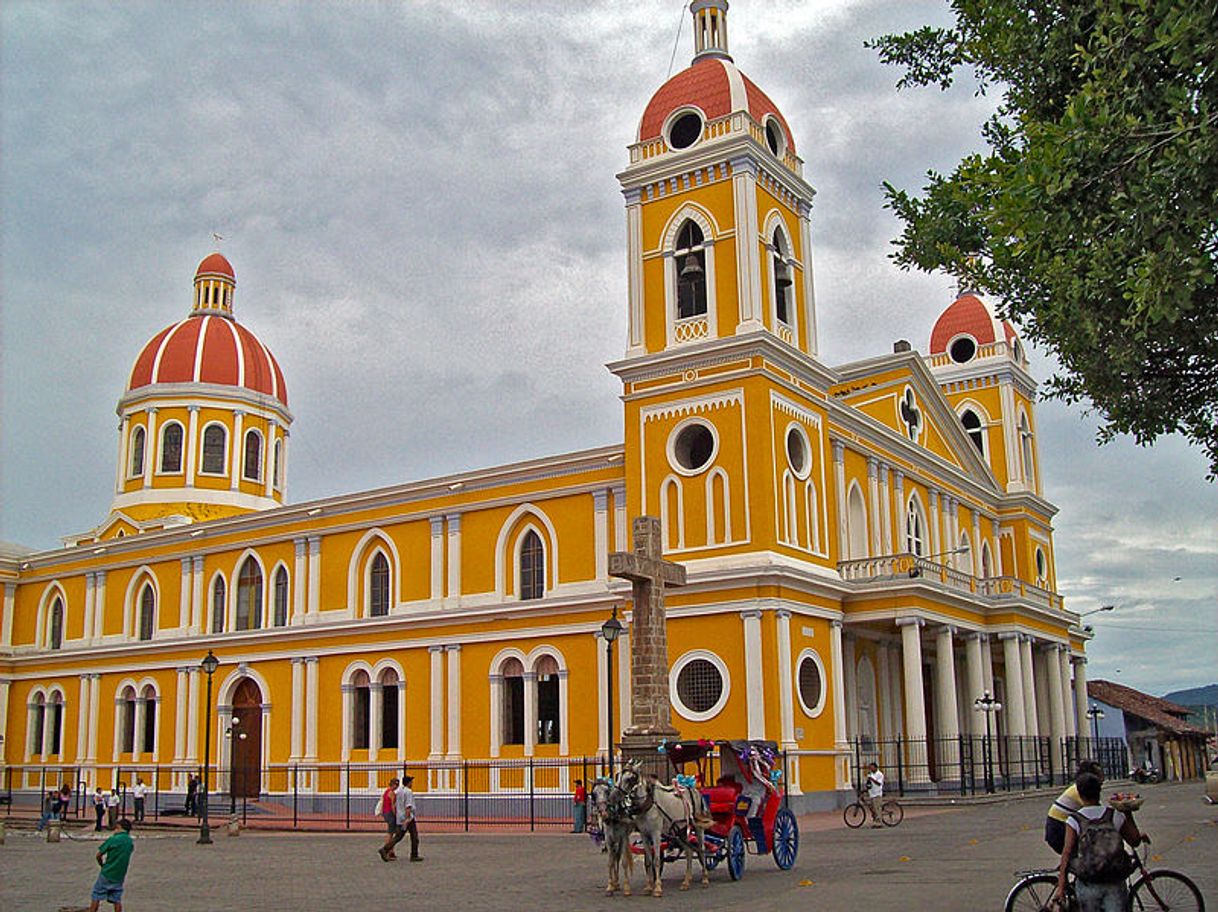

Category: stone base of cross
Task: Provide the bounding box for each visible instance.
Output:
[608,516,687,762]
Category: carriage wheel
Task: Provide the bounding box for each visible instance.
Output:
[771,808,799,870]
[726,824,746,881]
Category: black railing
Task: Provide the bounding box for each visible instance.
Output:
[848,735,1129,797]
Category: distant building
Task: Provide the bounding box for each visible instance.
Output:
[1087,680,1208,780]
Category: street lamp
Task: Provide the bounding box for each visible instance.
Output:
[197,650,219,845]
[973,690,1003,794]
[1079,604,1115,618]
[1086,704,1105,743]
[226,716,248,815]
[908,546,968,577]
[600,607,624,779]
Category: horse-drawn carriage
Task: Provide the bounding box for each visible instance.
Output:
[657,739,799,880]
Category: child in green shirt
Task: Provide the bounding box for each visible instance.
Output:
[89,818,134,911]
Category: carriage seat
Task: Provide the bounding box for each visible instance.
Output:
[703,777,742,816]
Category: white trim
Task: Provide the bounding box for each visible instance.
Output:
[231,549,268,631]
[127,424,147,479]
[155,419,186,475]
[705,466,731,545]
[905,490,929,557]
[512,523,550,601]
[945,332,979,365]
[670,648,730,722]
[493,504,559,600]
[660,474,685,550]
[661,104,707,152]
[269,561,291,627]
[660,203,720,347]
[208,571,228,634]
[845,480,868,561]
[346,528,402,618]
[242,427,264,482]
[761,113,787,159]
[198,421,229,476]
[36,582,69,650]
[666,415,720,477]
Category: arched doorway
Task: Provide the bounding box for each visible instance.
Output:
[231,678,263,799]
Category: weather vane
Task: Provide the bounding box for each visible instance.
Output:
[212,232,224,246]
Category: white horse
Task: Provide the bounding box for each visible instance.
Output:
[619,761,710,896]
[590,776,636,896]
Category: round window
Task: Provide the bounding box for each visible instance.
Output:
[668,112,703,150]
[765,118,785,157]
[786,425,809,477]
[670,421,716,474]
[797,653,824,716]
[949,335,977,363]
[673,655,726,719]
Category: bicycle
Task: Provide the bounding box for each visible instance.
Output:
[842,790,903,828]
[1004,840,1204,912]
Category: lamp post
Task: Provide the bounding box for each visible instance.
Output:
[973,690,1003,794]
[1086,704,1105,744]
[600,607,623,779]
[197,650,219,845]
[226,715,248,815]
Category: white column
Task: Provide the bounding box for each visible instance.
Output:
[93,571,107,640]
[1046,644,1067,768]
[831,440,848,558]
[428,646,444,760]
[114,415,129,494]
[185,405,200,486]
[730,155,764,330]
[24,699,37,762]
[0,678,10,764]
[1072,657,1090,746]
[612,486,627,551]
[829,620,848,789]
[1000,634,1027,737]
[292,538,307,625]
[306,536,321,620]
[88,674,102,763]
[340,684,354,761]
[445,514,462,605]
[742,609,765,739]
[173,668,188,764]
[82,573,95,646]
[395,680,406,763]
[446,645,462,757]
[928,489,942,559]
[143,407,158,486]
[617,627,632,731]
[594,632,607,754]
[624,188,645,355]
[263,419,277,497]
[76,674,92,761]
[796,198,819,355]
[981,635,996,695]
[111,695,124,762]
[891,471,906,554]
[965,634,986,735]
[897,619,927,741]
[866,458,882,557]
[1034,649,1051,736]
[842,633,858,741]
[290,657,305,761]
[593,491,609,580]
[935,626,960,768]
[190,558,204,633]
[775,610,795,746]
[1058,647,1076,738]
[972,512,983,576]
[304,657,319,760]
[879,464,893,554]
[557,669,570,755]
[488,674,503,759]
[523,671,538,756]
[1020,635,1039,737]
[429,517,444,602]
[178,558,191,631]
[230,410,245,489]
[876,642,893,739]
[0,583,14,649]
[133,697,147,761]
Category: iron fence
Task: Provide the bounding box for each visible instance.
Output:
[847,735,1130,797]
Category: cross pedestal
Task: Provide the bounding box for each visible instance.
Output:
[608,516,686,766]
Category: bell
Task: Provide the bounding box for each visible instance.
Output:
[775,262,793,288]
[679,254,704,279]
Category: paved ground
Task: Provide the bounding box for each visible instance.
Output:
[2,782,1213,911]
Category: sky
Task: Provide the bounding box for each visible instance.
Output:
[2,0,1215,698]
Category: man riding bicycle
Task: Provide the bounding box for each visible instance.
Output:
[863,762,884,829]
[1053,772,1144,912]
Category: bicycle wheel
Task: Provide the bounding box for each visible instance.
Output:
[881,800,903,827]
[1004,873,1059,912]
[1130,870,1205,912]
[843,802,866,828]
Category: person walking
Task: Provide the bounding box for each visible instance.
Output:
[58,783,73,821]
[88,818,134,912]
[185,774,198,816]
[377,778,401,860]
[131,778,147,823]
[105,786,120,830]
[863,762,885,828]
[36,789,57,831]
[571,779,588,834]
[92,787,106,832]
[379,774,422,862]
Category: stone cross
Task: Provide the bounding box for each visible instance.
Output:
[608,516,687,744]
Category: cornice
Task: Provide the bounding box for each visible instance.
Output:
[117,383,293,425]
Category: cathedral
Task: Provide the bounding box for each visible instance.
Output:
[0,1,1090,809]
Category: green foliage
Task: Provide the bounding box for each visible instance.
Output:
[869,0,1218,477]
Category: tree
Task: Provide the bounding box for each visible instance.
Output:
[869,1,1218,477]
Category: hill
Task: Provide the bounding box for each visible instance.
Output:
[1162,684,1218,706]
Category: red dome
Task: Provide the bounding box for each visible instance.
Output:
[638,58,795,153]
[127,314,287,406]
[195,253,234,279]
[929,293,1018,355]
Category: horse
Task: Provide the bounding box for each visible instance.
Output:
[590,776,636,896]
[618,760,710,896]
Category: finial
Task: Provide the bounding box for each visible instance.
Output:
[691,0,731,63]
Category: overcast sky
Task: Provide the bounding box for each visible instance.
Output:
[2,1,1214,698]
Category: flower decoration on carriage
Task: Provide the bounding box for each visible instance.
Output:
[769,768,783,785]
[675,774,697,790]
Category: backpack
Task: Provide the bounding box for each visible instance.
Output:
[1069,808,1133,883]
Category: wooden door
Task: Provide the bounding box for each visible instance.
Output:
[232,678,262,798]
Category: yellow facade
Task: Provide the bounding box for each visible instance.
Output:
[0,4,1089,809]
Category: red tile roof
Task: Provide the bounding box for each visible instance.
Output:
[1088,679,1207,736]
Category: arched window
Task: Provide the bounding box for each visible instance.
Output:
[351,670,371,751]
[121,687,136,754]
[1019,413,1035,483]
[369,553,390,617]
[674,220,707,319]
[129,426,146,477]
[501,658,525,745]
[49,597,64,650]
[140,684,157,753]
[906,497,926,557]
[47,692,63,755]
[235,559,262,631]
[958,532,973,573]
[273,567,289,627]
[847,484,868,560]
[519,530,544,601]
[273,439,283,490]
[981,541,994,578]
[243,430,262,481]
[379,669,400,750]
[961,409,985,456]
[138,584,155,641]
[201,425,227,474]
[536,655,560,745]
[160,423,184,473]
[211,577,226,633]
[772,227,792,326]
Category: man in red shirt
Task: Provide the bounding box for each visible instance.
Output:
[572,779,588,834]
